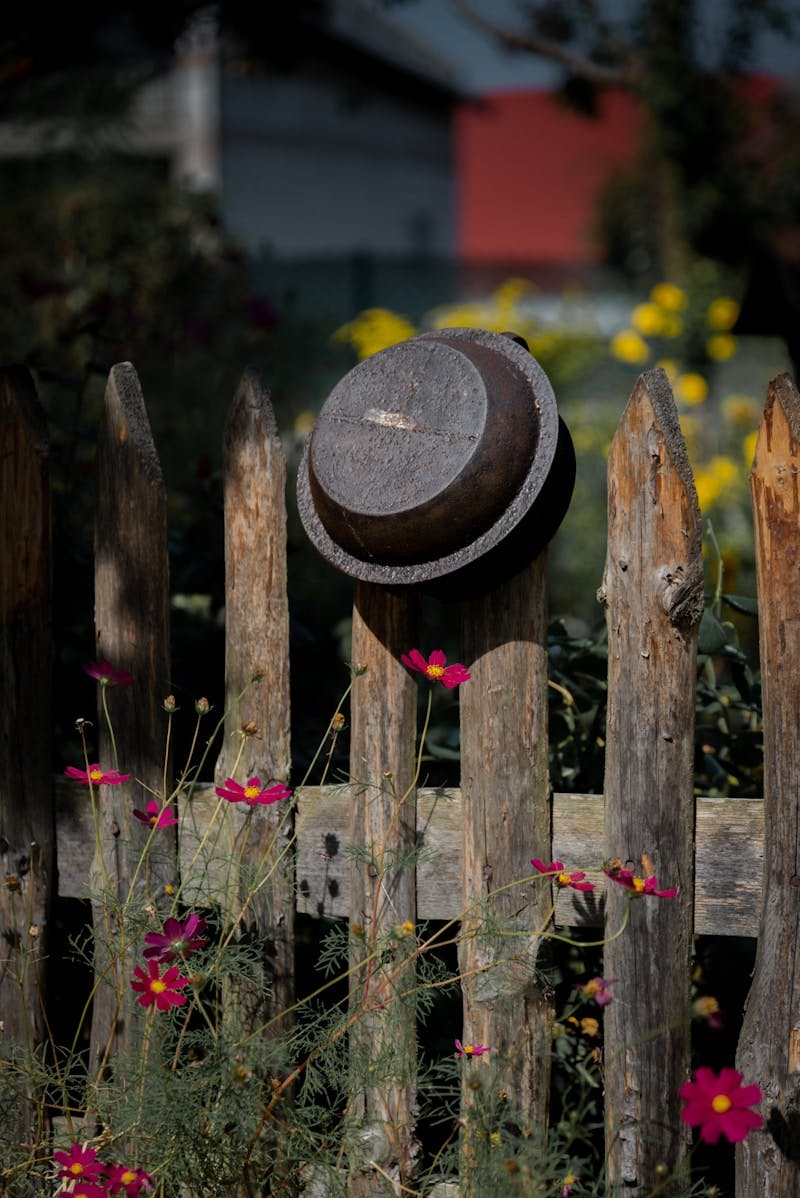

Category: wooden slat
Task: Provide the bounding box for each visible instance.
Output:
[56,782,765,936]
[90,363,173,1075]
[0,367,53,1144]
[737,373,800,1198]
[600,368,703,1195]
[347,581,419,1194]
[459,559,553,1141]
[212,369,293,1034]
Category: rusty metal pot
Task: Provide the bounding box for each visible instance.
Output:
[296,328,575,596]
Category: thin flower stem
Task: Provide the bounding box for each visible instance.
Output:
[101,684,119,772]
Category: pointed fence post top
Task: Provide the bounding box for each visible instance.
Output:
[603,367,704,630]
[103,362,165,490]
[224,367,279,451]
[751,371,800,482]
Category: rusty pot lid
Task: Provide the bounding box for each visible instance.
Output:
[296,328,575,591]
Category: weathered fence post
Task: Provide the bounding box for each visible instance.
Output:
[601,368,703,1193]
[90,363,173,1074]
[348,580,419,1195]
[213,368,293,1029]
[0,367,54,1146]
[458,557,553,1140]
[736,372,800,1197]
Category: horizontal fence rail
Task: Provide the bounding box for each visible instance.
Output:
[4,359,800,1198]
[54,782,765,937]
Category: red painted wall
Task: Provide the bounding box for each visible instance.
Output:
[454,87,644,265]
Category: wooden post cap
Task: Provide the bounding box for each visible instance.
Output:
[297,328,575,594]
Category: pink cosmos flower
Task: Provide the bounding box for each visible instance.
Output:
[57,1185,108,1198]
[144,913,208,962]
[65,764,130,786]
[214,776,292,807]
[131,960,191,1011]
[531,858,595,892]
[582,977,615,1006]
[107,1164,154,1195]
[83,660,135,687]
[53,1143,105,1182]
[401,649,470,689]
[133,799,178,828]
[603,867,677,899]
[679,1066,763,1144]
[455,1038,490,1058]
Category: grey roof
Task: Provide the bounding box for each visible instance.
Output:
[326,0,467,97]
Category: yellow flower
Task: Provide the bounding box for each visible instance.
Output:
[580,1017,600,1038]
[722,394,760,428]
[611,329,649,364]
[333,308,417,359]
[707,296,740,330]
[694,455,740,510]
[293,410,316,437]
[651,281,688,311]
[674,373,709,406]
[742,429,758,466]
[692,995,721,1020]
[660,313,683,339]
[632,302,667,336]
[493,277,533,309]
[707,333,737,361]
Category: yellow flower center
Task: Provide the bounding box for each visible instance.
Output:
[632,876,646,892]
[464,1043,474,1054]
[69,1164,85,1176]
[244,785,260,799]
[121,1170,137,1184]
[557,872,571,886]
[584,980,600,997]
[712,1094,732,1114]
[150,979,167,994]
[149,815,158,826]
[90,769,103,782]
[426,664,445,678]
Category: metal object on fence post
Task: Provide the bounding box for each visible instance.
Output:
[297,328,575,596]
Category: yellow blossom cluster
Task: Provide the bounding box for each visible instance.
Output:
[332,307,418,360]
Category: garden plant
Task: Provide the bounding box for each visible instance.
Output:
[0,643,764,1197]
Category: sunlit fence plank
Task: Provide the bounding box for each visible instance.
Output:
[90,362,173,1077]
[211,369,293,1030]
[601,368,703,1195]
[736,373,800,1198]
[347,581,419,1195]
[459,559,553,1141]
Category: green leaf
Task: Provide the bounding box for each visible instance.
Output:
[722,593,759,617]
[698,608,729,654]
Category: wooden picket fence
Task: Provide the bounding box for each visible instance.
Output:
[3,358,800,1197]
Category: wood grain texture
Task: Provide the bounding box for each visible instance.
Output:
[214,370,293,1031]
[736,374,800,1197]
[0,367,53,1143]
[600,369,703,1194]
[90,363,173,1075]
[348,581,419,1195]
[459,558,553,1132]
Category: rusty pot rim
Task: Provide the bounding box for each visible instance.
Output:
[296,327,567,587]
